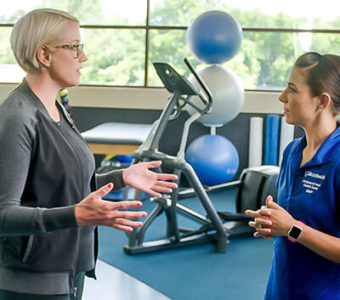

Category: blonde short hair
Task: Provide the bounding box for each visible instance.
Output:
[10,8,78,74]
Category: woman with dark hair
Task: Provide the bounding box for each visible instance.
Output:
[246,52,340,299]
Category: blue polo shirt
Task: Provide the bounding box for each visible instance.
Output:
[265,126,340,300]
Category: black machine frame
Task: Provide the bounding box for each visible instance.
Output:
[124,59,279,254]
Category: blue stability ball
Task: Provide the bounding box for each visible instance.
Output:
[186,134,239,186]
[116,155,133,165]
[186,10,242,64]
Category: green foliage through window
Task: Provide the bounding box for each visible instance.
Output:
[0,0,338,90]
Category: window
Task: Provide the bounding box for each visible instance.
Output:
[0,0,339,90]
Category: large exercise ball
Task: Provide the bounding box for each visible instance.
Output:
[186,134,239,186]
[186,10,242,64]
[186,65,244,127]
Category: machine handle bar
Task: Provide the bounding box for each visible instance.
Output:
[184,58,213,114]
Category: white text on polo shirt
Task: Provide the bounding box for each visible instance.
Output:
[304,171,325,180]
[303,171,325,194]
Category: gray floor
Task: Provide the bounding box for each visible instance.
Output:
[83,260,170,300]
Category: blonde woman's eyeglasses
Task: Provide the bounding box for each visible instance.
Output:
[54,44,84,58]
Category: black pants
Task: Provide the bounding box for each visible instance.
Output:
[0,272,85,300]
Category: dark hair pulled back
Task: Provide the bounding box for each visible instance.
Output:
[295,52,340,114]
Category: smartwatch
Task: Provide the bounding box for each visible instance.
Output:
[288,221,305,243]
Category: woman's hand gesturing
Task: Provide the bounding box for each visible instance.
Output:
[75,183,147,232]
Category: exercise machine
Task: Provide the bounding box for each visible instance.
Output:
[124,59,279,254]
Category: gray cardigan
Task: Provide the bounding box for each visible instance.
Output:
[0,80,125,295]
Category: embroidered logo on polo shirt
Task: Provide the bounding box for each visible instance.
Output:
[302,171,325,194]
[304,171,325,180]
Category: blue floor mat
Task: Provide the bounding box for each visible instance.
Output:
[98,189,273,300]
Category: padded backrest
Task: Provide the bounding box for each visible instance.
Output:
[236,166,279,213]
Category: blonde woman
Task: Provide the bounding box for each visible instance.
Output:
[0,8,177,299]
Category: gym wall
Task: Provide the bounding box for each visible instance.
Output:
[0,84,303,176]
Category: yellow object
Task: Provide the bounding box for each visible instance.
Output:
[59,89,69,97]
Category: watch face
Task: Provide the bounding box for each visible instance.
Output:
[289,225,302,239]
